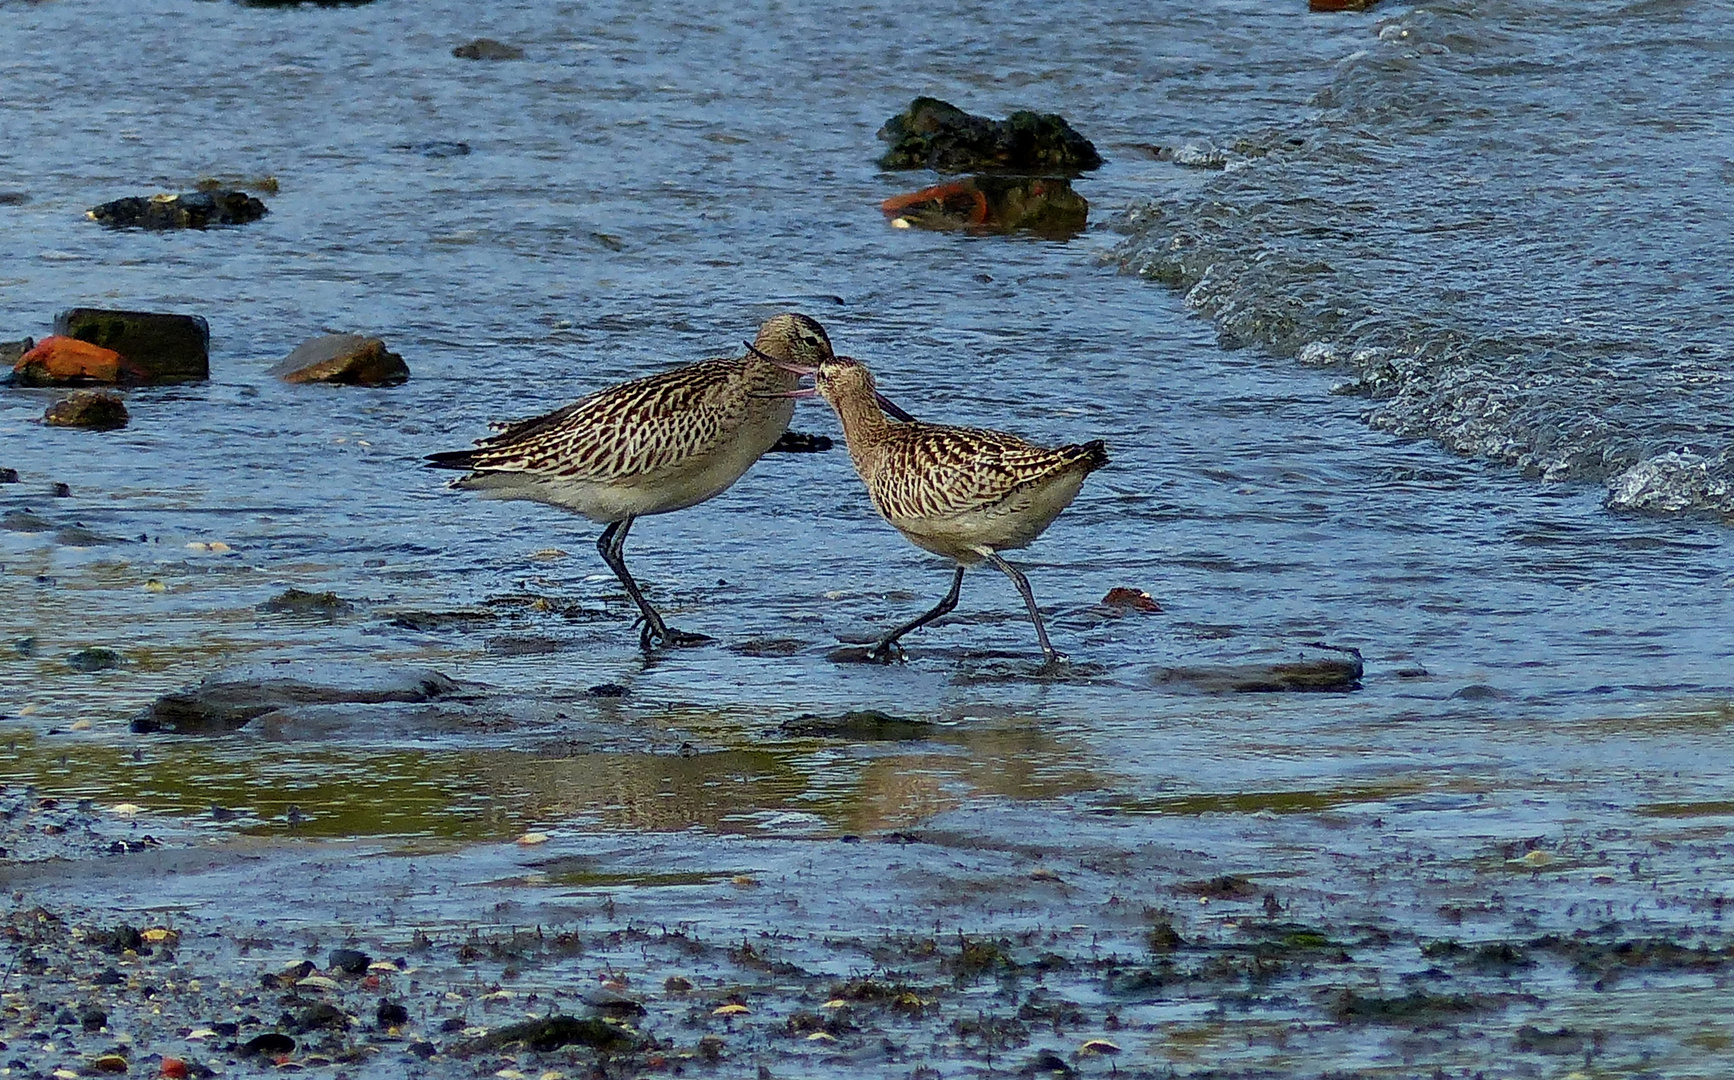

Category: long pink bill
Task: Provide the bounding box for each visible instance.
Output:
[743,341,816,376]
[743,341,919,421]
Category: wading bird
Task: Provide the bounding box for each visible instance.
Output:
[428,314,837,650]
[780,353,1108,665]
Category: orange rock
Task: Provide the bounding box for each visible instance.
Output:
[159,1058,189,1080]
[881,181,989,225]
[1102,587,1161,613]
[12,335,133,384]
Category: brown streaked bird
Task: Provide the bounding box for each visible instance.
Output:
[792,354,1108,665]
[427,313,836,650]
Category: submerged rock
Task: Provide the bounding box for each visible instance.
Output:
[394,141,471,157]
[1151,655,1363,693]
[271,334,409,386]
[259,588,356,617]
[878,97,1102,174]
[783,710,935,740]
[66,647,123,672]
[88,190,267,229]
[455,1014,642,1054]
[881,175,1087,238]
[20,309,212,385]
[1309,0,1383,10]
[132,665,461,734]
[237,0,374,7]
[2,510,51,532]
[452,38,524,60]
[0,467,18,483]
[43,390,129,430]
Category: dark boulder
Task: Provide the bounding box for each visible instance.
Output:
[44,390,129,430]
[88,190,267,230]
[48,309,209,384]
[270,334,409,386]
[877,97,1102,174]
[881,175,1087,238]
[452,38,524,60]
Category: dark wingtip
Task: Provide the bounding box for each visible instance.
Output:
[1080,439,1109,470]
[425,449,478,470]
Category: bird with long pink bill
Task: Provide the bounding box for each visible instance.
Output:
[771,352,1108,666]
[428,313,836,650]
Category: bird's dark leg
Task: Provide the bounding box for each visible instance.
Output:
[869,565,965,663]
[982,552,1064,667]
[595,516,711,650]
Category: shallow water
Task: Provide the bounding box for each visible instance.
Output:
[3,0,1734,1074]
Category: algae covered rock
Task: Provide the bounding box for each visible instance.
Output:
[271,334,409,386]
[88,190,267,230]
[41,309,210,384]
[44,390,129,431]
[878,97,1102,174]
[881,175,1088,238]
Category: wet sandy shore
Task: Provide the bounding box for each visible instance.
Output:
[6,778,1734,1079]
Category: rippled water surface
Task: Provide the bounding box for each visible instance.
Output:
[3,0,1734,1074]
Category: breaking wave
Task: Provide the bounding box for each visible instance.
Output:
[1114,0,1734,518]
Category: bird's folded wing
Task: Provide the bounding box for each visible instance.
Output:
[466,359,738,483]
[874,427,1081,518]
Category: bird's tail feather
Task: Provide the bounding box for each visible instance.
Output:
[425,449,479,470]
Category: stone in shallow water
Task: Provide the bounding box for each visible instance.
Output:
[13,336,127,384]
[270,333,409,386]
[452,38,524,60]
[49,308,210,384]
[1150,656,1363,693]
[258,588,356,617]
[87,190,267,229]
[132,665,461,734]
[66,647,123,672]
[881,175,1088,238]
[877,96,1102,173]
[44,390,129,430]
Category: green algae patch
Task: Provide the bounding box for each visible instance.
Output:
[0,727,815,841]
[1102,783,1422,816]
[1637,800,1734,818]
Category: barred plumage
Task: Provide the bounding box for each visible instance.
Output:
[429,313,835,649]
[810,356,1107,665]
